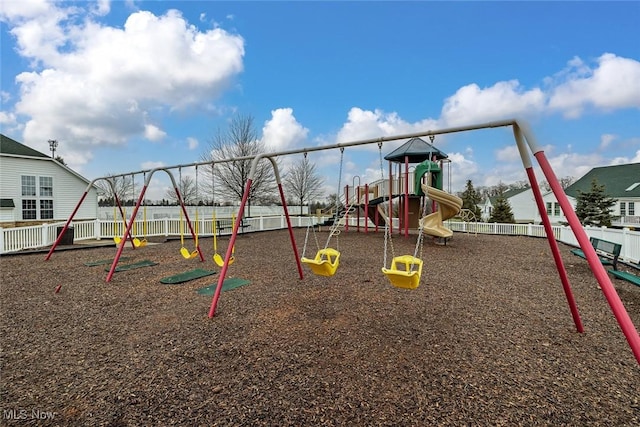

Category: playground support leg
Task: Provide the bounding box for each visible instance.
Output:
[209,179,252,318]
[535,151,640,364]
[276,182,304,280]
[106,186,148,282]
[45,192,88,260]
[525,166,583,332]
[364,184,369,234]
[404,155,409,238]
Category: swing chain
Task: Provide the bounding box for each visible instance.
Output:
[325,147,345,250]
[383,223,388,268]
[378,141,384,180]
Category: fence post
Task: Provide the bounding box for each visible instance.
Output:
[42,223,49,246]
[95,218,101,240]
[164,217,169,237]
[622,227,631,262]
[0,227,4,254]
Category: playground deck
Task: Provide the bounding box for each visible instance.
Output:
[1,230,638,426]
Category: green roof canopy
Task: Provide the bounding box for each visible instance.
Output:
[384,137,448,163]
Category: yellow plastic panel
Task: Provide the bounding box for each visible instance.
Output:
[180,247,199,259]
[133,238,147,248]
[301,248,341,277]
[382,255,423,290]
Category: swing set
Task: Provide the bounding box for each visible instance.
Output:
[44,119,640,364]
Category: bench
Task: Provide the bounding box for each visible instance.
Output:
[215,218,250,236]
[571,237,621,271]
[608,270,640,287]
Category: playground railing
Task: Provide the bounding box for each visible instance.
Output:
[1,217,638,264]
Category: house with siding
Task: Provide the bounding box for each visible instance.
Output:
[0,134,98,227]
[479,187,538,223]
[541,162,640,228]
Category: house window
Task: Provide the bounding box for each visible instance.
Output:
[620,202,626,216]
[554,203,560,216]
[21,175,54,220]
[40,200,54,219]
[40,177,53,197]
[630,202,635,216]
[22,199,37,219]
[546,202,552,215]
[21,176,36,196]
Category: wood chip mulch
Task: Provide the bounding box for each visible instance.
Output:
[1,229,639,426]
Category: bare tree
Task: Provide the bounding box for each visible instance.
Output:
[541,176,575,192]
[165,175,198,205]
[477,182,509,200]
[284,155,324,215]
[200,114,277,215]
[96,174,136,206]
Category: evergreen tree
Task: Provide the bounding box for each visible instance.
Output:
[488,193,515,223]
[575,178,616,227]
[459,179,482,220]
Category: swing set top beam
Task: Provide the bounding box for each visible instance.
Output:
[85,119,533,187]
[246,118,534,178]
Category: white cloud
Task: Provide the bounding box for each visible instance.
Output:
[334,108,439,157]
[0,111,16,125]
[141,160,165,170]
[495,145,521,162]
[187,137,199,150]
[0,0,55,22]
[599,133,616,150]
[548,53,640,118]
[144,124,166,142]
[441,80,545,127]
[261,108,309,151]
[3,4,244,169]
[447,151,480,190]
[610,150,640,165]
[545,152,604,182]
[92,0,111,16]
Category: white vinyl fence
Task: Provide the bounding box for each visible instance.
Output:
[1,217,639,265]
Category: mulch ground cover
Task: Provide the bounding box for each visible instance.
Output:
[1,229,638,426]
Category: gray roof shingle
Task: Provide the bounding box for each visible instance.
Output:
[0,134,50,159]
[565,163,640,198]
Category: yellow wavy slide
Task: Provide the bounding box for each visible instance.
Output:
[420,184,463,238]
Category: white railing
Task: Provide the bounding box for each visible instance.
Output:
[446,221,639,264]
[1,217,639,264]
[0,216,320,255]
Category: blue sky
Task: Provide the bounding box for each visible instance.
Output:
[1,0,639,202]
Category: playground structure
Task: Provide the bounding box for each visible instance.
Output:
[44,119,640,365]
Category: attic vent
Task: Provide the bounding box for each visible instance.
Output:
[625,182,640,192]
